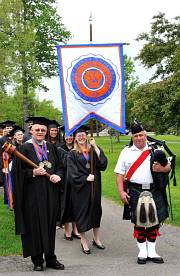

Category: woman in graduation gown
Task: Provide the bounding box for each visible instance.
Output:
[47,122,79,238]
[47,120,62,147]
[12,117,65,271]
[67,127,108,254]
[59,132,80,240]
[11,126,25,150]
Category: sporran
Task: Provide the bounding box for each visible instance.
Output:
[136,191,159,227]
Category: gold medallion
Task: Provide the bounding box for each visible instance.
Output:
[86,163,90,169]
[43,160,52,169]
[39,162,44,168]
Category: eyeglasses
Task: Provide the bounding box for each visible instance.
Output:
[76,134,86,138]
[34,128,47,133]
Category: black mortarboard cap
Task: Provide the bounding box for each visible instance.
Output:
[131,119,144,134]
[0,120,16,128]
[60,126,75,140]
[25,117,33,124]
[9,126,25,137]
[74,124,90,135]
[48,120,62,129]
[0,123,5,129]
[26,116,51,127]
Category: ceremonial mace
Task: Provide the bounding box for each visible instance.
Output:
[2,142,51,178]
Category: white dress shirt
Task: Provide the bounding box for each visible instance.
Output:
[114,143,153,185]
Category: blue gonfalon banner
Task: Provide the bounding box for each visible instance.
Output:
[56,43,126,136]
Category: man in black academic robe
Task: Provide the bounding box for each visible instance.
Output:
[12,117,65,271]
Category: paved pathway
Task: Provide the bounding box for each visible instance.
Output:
[0,197,180,275]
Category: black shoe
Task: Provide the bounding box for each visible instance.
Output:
[46,260,65,270]
[92,240,105,250]
[137,257,147,264]
[33,264,44,271]
[147,257,164,263]
[81,244,91,254]
[64,233,73,241]
[71,231,81,239]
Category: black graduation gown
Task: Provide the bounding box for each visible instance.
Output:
[12,142,64,258]
[67,147,107,233]
[47,140,67,225]
[57,144,74,224]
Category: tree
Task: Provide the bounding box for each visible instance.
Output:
[124,54,139,125]
[136,12,180,81]
[0,90,62,127]
[0,0,71,120]
[124,54,139,92]
[110,54,139,141]
[128,13,180,134]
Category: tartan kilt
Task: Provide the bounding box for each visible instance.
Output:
[128,185,169,224]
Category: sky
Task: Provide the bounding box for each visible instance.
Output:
[39,0,179,109]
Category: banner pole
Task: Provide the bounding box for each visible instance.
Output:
[89,12,94,198]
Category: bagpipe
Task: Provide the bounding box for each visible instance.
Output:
[147,135,176,221]
[147,135,176,186]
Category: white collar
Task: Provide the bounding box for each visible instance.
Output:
[26,138,45,145]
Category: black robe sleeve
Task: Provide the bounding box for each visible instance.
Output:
[67,150,88,191]
[94,147,108,172]
[50,144,65,180]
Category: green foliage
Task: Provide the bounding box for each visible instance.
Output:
[124,54,139,92]
[136,13,180,80]
[127,80,180,134]
[127,13,180,134]
[0,0,71,118]
[0,90,62,126]
[119,54,139,124]
[24,0,71,79]
[34,100,63,123]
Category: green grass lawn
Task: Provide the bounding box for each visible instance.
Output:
[0,194,22,256]
[0,134,179,256]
